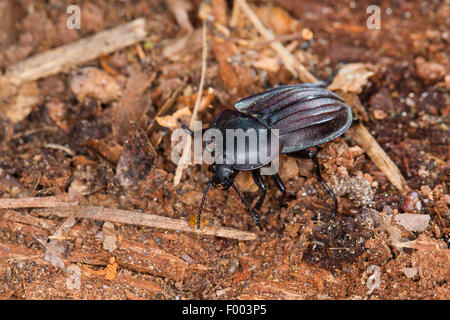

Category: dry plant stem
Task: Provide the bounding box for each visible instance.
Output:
[42,206,257,241]
[173,19,208,186]
[230,0,241,28]
[0,196,256,241]
[0,196,77,209]
[2,18,147,86]
[237,0,317,82]
[350,123,408,193]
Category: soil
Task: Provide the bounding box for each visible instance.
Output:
[0,0,448,300]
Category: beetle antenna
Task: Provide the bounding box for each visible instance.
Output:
[232,183,263,231]
[197,176,214,229]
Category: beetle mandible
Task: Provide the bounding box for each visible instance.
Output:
[180,83,353,230]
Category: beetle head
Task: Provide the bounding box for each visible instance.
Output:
[211,164,237,190]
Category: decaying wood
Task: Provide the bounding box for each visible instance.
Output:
[0,197,257,241]
[1,18,147,88]
[349,123,409,193]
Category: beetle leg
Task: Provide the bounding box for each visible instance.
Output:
[292,149,338,215]
[232,183,262,231]
[251,170,267,212]
[273,173,286,206]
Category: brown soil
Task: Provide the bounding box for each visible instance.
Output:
[0,0,448,300]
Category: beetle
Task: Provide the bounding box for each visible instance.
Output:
[180,82,352,230]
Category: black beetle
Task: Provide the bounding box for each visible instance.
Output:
[180,83,352,230]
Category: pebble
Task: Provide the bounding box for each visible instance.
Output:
[415,57,446,84]
[228,258,240,275]
[394,214,430,232]
[402,191,420,213]
[401,267,418,279]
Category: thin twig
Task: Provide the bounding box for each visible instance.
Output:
[173,19,208,186]
[433,207,447,230]
[0,196,257,241]
[43,206,257,241]
[0,196,77,209]
[230,0,241,28]
[237,0,317,82]
[349,123,408,193]
[44,143,75,156]
[1,18,148,87]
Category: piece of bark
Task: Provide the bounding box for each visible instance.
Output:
[118,239,188,281]
[115,124,156,188]
[112,71,155,142]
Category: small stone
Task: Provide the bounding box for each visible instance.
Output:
[229,258,240,275]
[402,191,420,213]
[373,109,388,120]
[216,287,232,297]
[394,214,430,232]
[401,267,418,279]
[415,57,446,84]
[418,166,429,178]
[405,97,415,107]
[102,222,117,252]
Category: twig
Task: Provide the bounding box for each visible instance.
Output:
[230,0,241,28]
[0,196,257,241]
[0,196,77,209]
[42,206,257,241]
[44,143,75,156]
[349,123,408,193]
[173,19,208,186]
[1,18,147,87]
[237,0,316,82]
[433,207,447,230]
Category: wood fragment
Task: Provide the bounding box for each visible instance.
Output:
[1,18,147,87]
[0,197,257,241]
[44,143,75,156]
[349,123,408,193]
[230,0,241,28]
[46,206,257,241]
[0,196,77,209]
[433,207,447,230]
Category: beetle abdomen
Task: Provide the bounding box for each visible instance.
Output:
[233,84,352,153]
